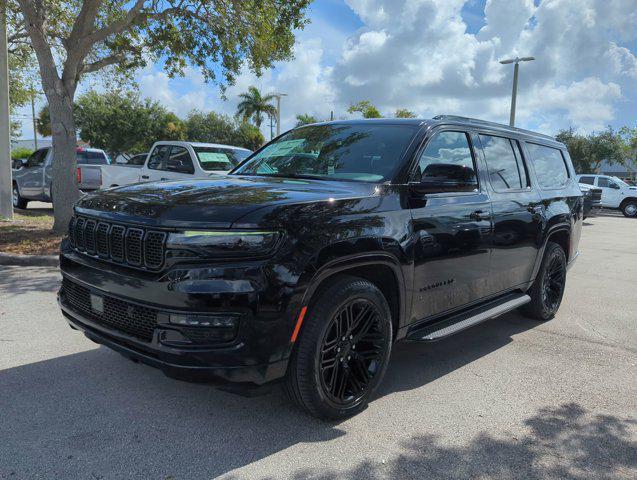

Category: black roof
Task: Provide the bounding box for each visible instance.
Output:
[308,115,561,146]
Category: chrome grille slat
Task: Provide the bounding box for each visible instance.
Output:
[70,215,166,270]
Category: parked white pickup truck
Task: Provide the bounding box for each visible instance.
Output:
[100,141,252,188]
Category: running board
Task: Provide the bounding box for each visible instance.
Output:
[406,292,531,342]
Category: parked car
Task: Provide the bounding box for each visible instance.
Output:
[577,174,637,217]
[58,116,582,419]
[578,183,602,218]
[100,142,252,188]
[12,147,109,209]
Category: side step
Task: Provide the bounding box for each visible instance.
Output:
[406,292,531,342]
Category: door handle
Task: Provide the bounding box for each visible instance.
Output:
[141,175,149,179]
[470,210,491,221]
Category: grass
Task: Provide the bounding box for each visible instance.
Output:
[0,208,63,255]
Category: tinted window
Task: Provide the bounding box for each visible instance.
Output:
[579,176,595,185]
[128,154,147,166]
[414,131,478,189]
[234,124,417,182]
[527,143,569,188]
[597,177,619,188]
[194,147,248,171]
[164,146,194,174]
[147,145,171,170]
[480,135,527,190]
[77,150,109,165]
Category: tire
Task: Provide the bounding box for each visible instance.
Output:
[621,199,637,218]
[522,242,567,321]
[12,183,28,210]
[285,275,393,420]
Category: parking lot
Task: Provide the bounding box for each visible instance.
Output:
[0,213,635,479]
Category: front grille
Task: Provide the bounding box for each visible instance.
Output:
[69,216,166,270]
[61,277,158,342]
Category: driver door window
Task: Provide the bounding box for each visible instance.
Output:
[413,131,478,192]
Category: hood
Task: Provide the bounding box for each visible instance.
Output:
[75,175,378,228]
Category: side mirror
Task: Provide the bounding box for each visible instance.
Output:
[610,183,620,190]
[412,163,478,193]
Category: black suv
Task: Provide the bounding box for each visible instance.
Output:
[59,116,582,419]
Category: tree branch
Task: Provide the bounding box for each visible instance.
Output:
[80,52,127,74]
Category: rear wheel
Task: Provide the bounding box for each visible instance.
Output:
[285,276,393,420]
[522,242,567,321]
[621,200,637,218]
[12,183,28,209]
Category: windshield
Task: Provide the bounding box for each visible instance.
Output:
[612,177,631,188]
[232,124,418,182]
[194,146,251,171]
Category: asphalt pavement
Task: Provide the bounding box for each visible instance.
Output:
[0,214,635,479]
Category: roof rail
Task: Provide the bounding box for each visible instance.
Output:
[432,115,556,141]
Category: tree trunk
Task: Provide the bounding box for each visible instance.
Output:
[47,90,79,234]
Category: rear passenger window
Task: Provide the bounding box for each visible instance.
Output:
[579,176,595,185]
[480,135,528,190]
[164,146,194,174]
[527,143,570,189]
[415,131,478,190]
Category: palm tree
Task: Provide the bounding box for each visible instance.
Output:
[295,113,318,127]
[236,86,277,128]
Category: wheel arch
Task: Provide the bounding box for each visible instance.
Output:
[296,252,407,343]
[530,223,571,283]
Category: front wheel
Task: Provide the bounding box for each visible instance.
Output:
[621,200,637,218]
[522,242,567,321]
[285,276,393,420]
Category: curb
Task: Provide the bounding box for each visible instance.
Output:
[0,252,59,267]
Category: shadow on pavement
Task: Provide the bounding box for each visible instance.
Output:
[234,403,637,479]
[0,309,596,479]
[0,266,60,297]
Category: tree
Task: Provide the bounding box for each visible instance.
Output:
[556,127,626,173]
[236,86,277,128]
[36,106,51,137]
[347,100,382,119]
[395,108,416,118]
[295,113,317,126]
[74,90,185,159]
[185,111,264,150]
[13,0,311,233]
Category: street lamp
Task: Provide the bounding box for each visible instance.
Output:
[273,93,287,136]
[499,56,535,127]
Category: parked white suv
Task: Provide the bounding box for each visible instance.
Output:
[100,141,252,188]
[577,174,637,217]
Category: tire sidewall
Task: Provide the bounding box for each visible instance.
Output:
[622,201,637,217]
[538,244,567,319]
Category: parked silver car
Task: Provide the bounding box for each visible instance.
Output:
[11,147,110,209]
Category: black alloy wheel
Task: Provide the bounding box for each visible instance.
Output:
[285,275,392,419]
[522,241,567,321]
[318,298,386,406]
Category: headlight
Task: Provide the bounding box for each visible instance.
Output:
[166,230,281,257]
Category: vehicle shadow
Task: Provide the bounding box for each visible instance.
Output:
[0,310,554,479]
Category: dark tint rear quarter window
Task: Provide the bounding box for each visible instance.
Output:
[579,176,595,185]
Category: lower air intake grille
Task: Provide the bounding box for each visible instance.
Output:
[62,278,158,342]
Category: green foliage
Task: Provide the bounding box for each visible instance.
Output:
[185,111,264,150]
[11,147,34,161]
[74,90,185,157]
[556,126,628,173]
[395,108,416,118]
[36,107,51,137]
[295,113,318,126]
[236,87,277,128]
[348,101,382,119]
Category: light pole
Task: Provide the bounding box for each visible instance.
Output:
[500,56,535,127]
[0,0,12,219]
[273,93,287,136]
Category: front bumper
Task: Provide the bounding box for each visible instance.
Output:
[58,244,295,385]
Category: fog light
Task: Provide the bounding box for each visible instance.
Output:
[168,314,238,328]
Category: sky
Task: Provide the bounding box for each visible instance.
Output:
[17,0,637,140]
